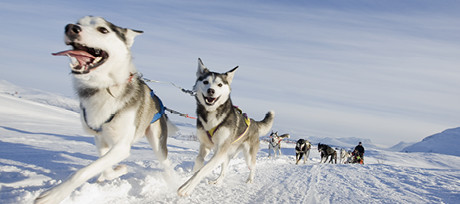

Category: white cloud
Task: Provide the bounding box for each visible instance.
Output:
[1,0,460,146]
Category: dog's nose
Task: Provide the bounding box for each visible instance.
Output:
[207,88,215,95]
[65,24,81,34]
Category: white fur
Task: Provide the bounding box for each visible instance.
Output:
[340,149,352,164]
[35,16,169,204]
[69,16,138,88]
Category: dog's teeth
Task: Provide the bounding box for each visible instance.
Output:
[67,55,79,66]
[93,57,102,63]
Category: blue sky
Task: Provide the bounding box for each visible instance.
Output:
[1,0,460,146]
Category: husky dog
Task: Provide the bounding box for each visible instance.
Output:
[268,131,290,157]
[177,59,275,196]
[295,139,311,164]
[339,148,352,164]
[35,16,172,204]
[318,143,337,164]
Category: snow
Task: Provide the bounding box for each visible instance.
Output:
[1,82,460,204]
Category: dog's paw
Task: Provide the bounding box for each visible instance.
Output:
[208,177,223,185]
[97,164,128,182]
[246,178,253,184]
[34,185,69,204]
[177,186,191,197]
[177,181,195,197]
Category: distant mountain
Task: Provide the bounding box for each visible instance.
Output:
[388,141,415,152]
[0,80,79,112]
[403,127,460,156]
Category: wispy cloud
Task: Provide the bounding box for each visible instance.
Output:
[1,0,460,146]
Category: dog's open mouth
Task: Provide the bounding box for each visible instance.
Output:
[204,94,219,106]
[52,42,109,74]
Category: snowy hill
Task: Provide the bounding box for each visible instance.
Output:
[1,84,460,203]
[0,80,79,113]
[403,127,460,156]
[388,141,416,152]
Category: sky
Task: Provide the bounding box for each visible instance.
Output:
[1,0,460,147]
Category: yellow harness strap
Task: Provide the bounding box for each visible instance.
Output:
[206,106,251,144]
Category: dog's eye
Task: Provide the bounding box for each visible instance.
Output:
[218,83,223,87]
[97,27,109,34]
[203,81,209,85]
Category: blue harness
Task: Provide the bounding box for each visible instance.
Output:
[150,90,165,123]
[83,90,165,132]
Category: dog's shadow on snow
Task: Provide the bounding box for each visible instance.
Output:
[0,126,97,183]
[0,126,94,145]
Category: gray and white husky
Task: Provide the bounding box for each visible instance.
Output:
[35,16,173,204]
[177,59,275,196]
[268,131,290,158]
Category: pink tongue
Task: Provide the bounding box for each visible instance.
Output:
[52,50,95,66]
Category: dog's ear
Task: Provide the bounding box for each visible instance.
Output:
[125,29,143,48]
[225,66,238,84]
[197,58,210,78]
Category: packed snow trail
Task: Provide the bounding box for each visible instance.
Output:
[1,93,460,203]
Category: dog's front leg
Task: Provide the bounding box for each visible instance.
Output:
[35,142,131,204]
[305,150,310,164]
[209,156,229,185]
[192,144,211,173]
[178,146,229,196]
[93,136,128,182]
[295,152,302,165]
[268,145,272,157]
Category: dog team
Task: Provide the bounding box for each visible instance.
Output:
[35,16,274,203]
[35,16,363,203]
[267,133,364,165]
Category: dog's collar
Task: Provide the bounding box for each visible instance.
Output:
[206,106,251,145]
[106,73,136,97]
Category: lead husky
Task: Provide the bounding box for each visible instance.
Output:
[177,59,275,196]
[35,16,172,204]
[295,139,311,164]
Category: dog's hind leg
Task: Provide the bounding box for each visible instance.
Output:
[243,143,258,183]
[145,120,171,169]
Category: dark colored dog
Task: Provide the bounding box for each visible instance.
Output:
[295,139,311,164]
[318,143,337,164]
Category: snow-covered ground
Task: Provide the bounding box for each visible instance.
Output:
[1,84,460,204]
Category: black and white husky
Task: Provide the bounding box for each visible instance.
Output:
[295,139,311,164]
[318,143,337,164]
[177,59,275,196]
[35,16,173,204]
